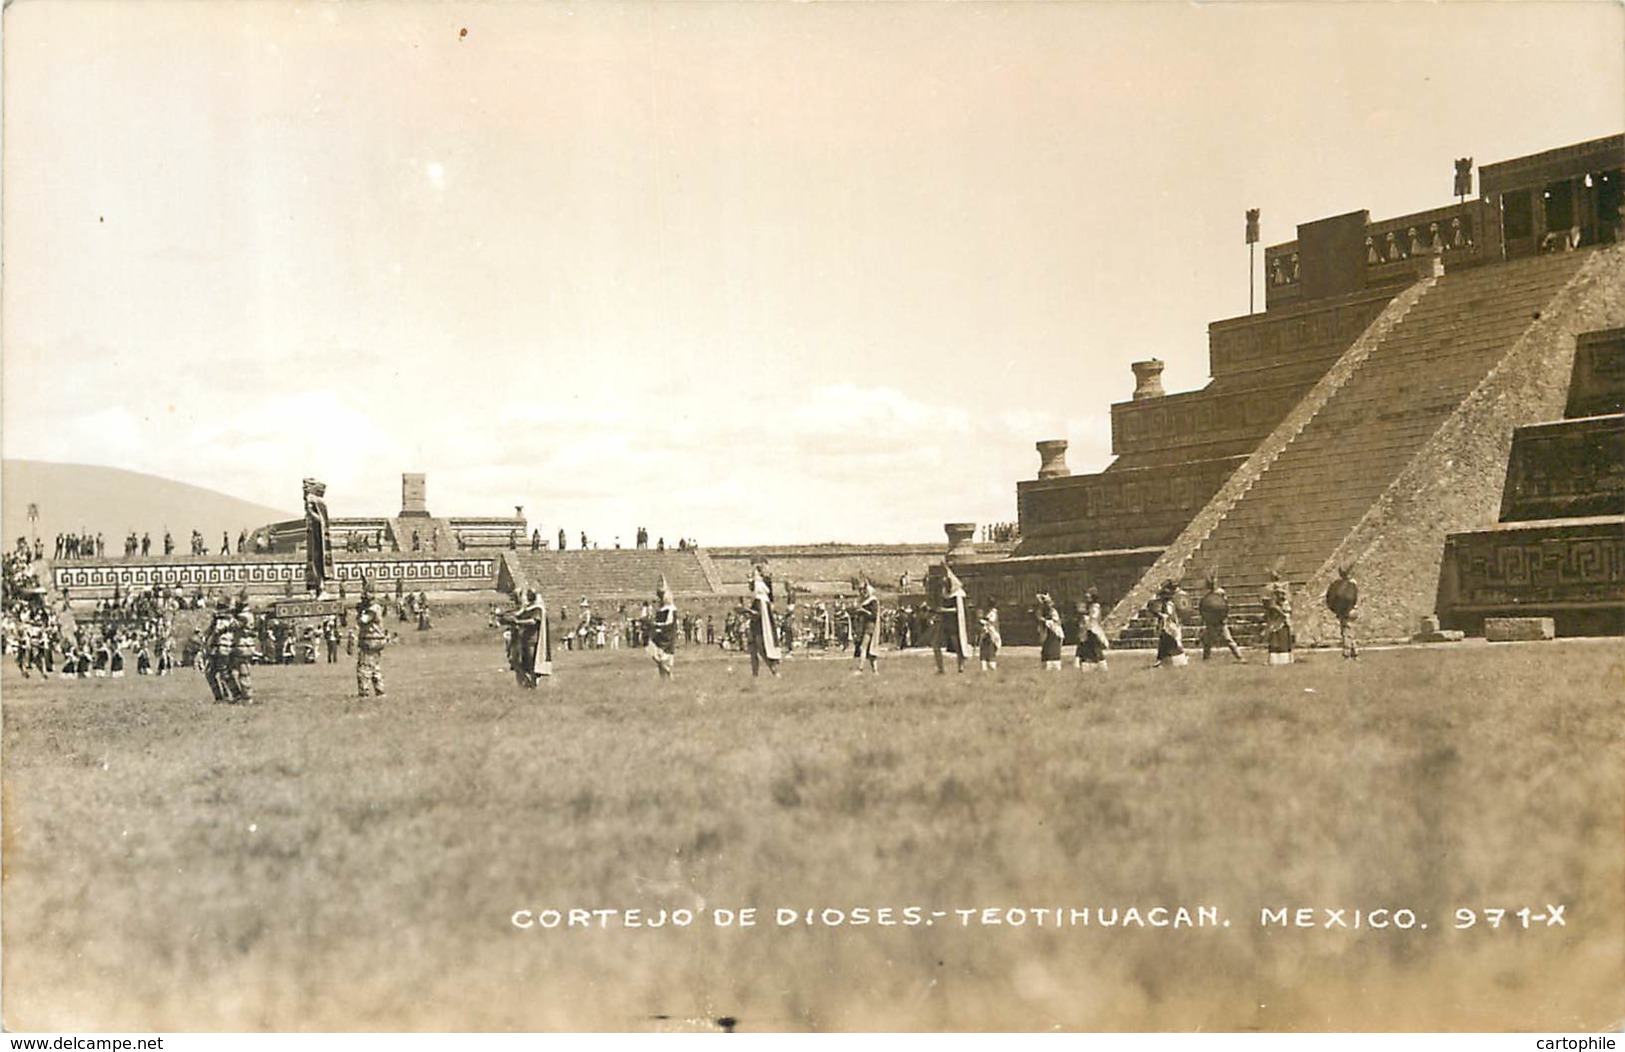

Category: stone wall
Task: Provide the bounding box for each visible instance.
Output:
[1567,327,1625,418]
[1206,289,1394,378]
[1436,519,1624,637]
[1015,457,1245,555]
[50,551,501,599]
[1497,417,1625,522]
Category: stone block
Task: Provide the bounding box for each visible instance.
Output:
[1483,616,1556,642]
[1412,628,1465,643]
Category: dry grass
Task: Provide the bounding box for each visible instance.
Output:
[3,633,1621,1032]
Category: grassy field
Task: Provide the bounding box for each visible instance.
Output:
[3,623,1622,1032]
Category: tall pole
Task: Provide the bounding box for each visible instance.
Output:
[1245,208,1261,316]
[1249,243,1255,315]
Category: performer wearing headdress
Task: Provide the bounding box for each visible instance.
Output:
[1074,589,1109,671]
[203,595,240,703]
[977,597,1001,671]
[1151,581,1188,668]
[355,577,390,697]
[1262,571,1295,666]
[503,588,552,688]
[648,576,678,679]
[851,576,882,675]
[935,564,969,674]
[748,564,781,678]
[230,590,259,703]
[1035,593,1065,671]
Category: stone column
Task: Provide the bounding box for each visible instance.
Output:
[944,522,977,559]
[401,473,429,517]
[1036,440,1070,480]
[1131,359,1166,400]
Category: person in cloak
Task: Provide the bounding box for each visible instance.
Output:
[1035,593,1066,671]
[504,588,552,689]
[1150,581,1188,669]
[977,596,1001,672]
[935,563,969,674]
[747,564,782,678]
[1262,571,1295,666]
[1074,589,1109,672]
[851,575,882,675]
[648,576,678,679]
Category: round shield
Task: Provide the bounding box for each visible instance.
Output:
[1198,589,1229,626]
[1326,577,1359,617]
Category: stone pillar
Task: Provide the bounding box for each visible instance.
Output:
[401,473,429,517]
[1131,359,1166,400]
[1036,440,1070,480]
[944,522,977,559]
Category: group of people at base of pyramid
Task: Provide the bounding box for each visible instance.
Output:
[1131,567,1360,672]
[492,560,1361,689]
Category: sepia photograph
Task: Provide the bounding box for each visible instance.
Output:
[2,0,1622,1035]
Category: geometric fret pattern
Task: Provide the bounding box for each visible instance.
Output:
[52,557,497,591]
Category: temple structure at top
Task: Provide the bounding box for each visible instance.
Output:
[258,473,528,555]
[945,134,1624,644]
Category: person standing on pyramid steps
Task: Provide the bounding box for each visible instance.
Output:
[1326,566,1360,659]
[1199,575,1244,662]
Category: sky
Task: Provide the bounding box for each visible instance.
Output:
[3,1,1622,545]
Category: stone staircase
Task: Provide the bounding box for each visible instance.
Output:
[499,548,723,615]
[386,516,459,554]
[1112,249,1597,646]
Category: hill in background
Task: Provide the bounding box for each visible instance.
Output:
[1,460,295,553]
